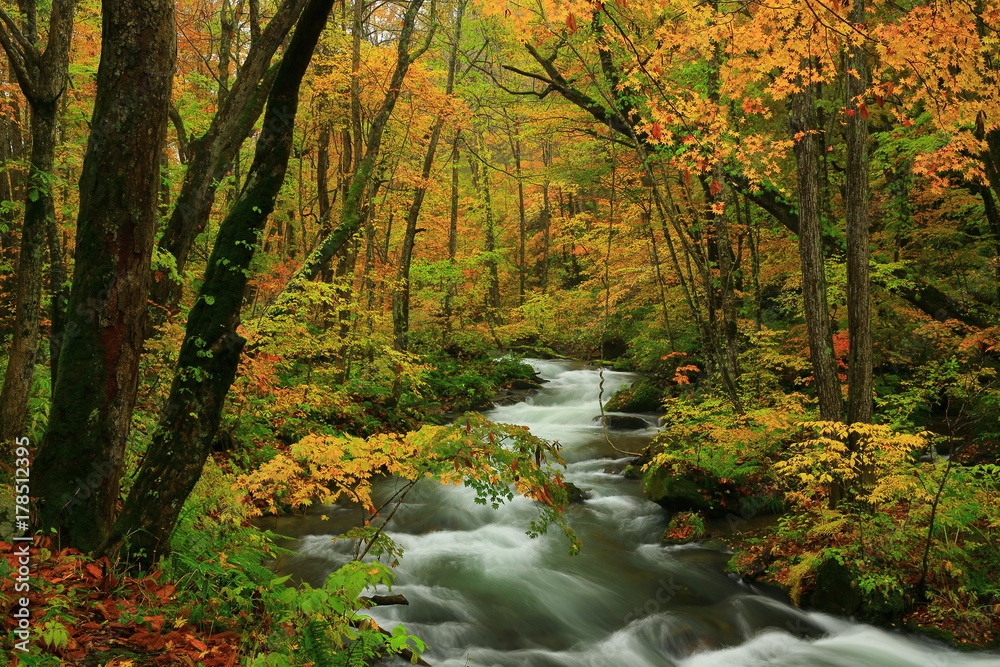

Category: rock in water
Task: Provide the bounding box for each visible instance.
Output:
[594,415,649,430]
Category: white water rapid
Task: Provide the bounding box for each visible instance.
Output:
[275,359,1000,666]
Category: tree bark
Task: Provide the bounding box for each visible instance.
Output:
[0,0,78,448]
[102,0,334,566]
[31,0,174,552]
[150,0,307,313]
[789,81,841,424]
[845,0,873,428]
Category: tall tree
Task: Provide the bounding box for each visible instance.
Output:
[0,0,78,447]
[790,77,841,425]
[276,0,431,296]
[150,0,308,313]
[30,0,175,552]
[102,0,336,566]
[393,0,464,351]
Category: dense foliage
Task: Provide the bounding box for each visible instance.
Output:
[1,0,999,661]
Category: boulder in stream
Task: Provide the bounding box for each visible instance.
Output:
[604,377,664,412]
[564,481,589,503]
[594,414,649,430]
[661,511,707,545]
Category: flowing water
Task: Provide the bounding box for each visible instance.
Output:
[271,359,1000,666]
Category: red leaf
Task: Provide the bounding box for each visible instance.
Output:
[859,103,869,119]
[84,563,102,579]
[650,122,662,140]
[566,12,577,32]
[709,179,722,196]
[190,638,209,652]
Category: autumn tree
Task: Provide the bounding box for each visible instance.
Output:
[31,0,175,552]
[102,0,335,565]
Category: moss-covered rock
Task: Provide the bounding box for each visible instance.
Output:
[808,557,911,625]
[808,557,862,616]
[565,481,589,503]
[595,415,650,430]
[662,512,707,545]
[605,377,664,412]
[644,465,725,516]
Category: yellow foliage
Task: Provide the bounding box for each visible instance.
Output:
[777,421,932,506]
[784,552,821,606]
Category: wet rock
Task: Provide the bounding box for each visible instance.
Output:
[594,415,649,430]
[509,377,545,390]
[808,557,861,616]
[661,512,706,545]
[564,481,589,503]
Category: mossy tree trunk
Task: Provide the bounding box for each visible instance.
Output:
[790,78,841,426]
[30,0,174,552]
[0,0,78,448]
[102,0,335,567]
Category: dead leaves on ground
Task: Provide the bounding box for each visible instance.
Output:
[1,540,239,665]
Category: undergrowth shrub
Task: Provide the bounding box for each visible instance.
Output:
[733,421,1000,646]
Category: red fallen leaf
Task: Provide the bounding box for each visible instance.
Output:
[207,631,239,643]
[81,621,103,630]
[85,563,102,579]
[190,638,209,651]
[130,630,166,651]
[157,584,177,601]
[144,614,165,632]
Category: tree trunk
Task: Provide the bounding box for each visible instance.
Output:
[102,0,334,566]
[789,80,841,425]
[512,137,526,304]
[0,0,78,447]
[150,0,307,312]
[270,0,429,303]
[31,0,174,552]
[442,129,460,333]
[844,0,874,500]
[471,133,501,317]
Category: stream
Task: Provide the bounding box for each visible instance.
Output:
[269,359,1000,666]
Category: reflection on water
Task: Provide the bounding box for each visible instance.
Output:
[270,360,1000,666]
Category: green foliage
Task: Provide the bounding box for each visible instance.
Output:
[642,389,806,512]
[163,462,428,666]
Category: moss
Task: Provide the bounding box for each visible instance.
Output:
[605,377,664,412]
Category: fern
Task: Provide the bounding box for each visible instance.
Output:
[300,618,337,667]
